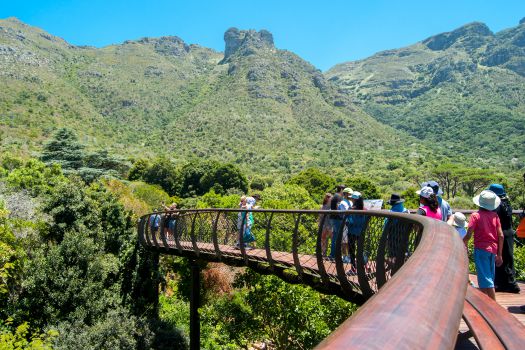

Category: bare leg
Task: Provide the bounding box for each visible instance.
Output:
[479,287,496,301]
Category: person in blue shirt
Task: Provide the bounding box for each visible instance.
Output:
[347,192,368,267]
[385,194,410,268]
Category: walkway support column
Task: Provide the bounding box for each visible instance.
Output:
[190,259,200,350]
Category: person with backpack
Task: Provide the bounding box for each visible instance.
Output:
[384,194,410,264]
[163,202,178,240]
[149,210,161,233]
[490,184,520,293]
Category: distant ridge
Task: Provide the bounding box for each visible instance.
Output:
[326,19,525,168]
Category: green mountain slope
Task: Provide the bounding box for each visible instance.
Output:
[0,18,428,176]
[326,20,525,169]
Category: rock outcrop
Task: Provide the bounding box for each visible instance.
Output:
[422,22,493,51]
[223,27,274,61]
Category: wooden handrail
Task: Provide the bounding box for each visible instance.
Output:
[314,217,467,349]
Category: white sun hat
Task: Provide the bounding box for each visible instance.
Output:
[416,186,434,199]
[473,190,501,211]
[452,212,468,228]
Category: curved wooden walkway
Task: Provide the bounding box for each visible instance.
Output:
[139,209,525,349]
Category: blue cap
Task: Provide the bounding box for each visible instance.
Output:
[488,184,505,196]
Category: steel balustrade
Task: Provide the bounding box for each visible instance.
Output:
[138,209,525,349]
[140,209,426,304]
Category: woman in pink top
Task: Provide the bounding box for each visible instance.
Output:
[416,186,442,220]
[463,190,504,300]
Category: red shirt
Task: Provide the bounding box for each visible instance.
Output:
[468,210,501,254]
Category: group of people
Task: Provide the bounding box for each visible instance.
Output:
[320,186,369,266]
[317,180,521,301]
[151,180,521,302]
[413,181,520,300]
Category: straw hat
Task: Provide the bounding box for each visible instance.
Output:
[473,190,501,211]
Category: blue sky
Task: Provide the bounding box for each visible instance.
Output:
[1,0,524,70]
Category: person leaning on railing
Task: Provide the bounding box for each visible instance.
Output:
[162,202,178,239]
[328,185,345,260]
[318,193,333,257]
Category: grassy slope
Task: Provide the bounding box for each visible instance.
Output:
[326,21,525,169]
[0,18,430,179]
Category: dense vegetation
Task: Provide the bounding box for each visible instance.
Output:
[0,128,524,349]
[1,15,525,349]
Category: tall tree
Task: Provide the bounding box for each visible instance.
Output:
[459,168,495,197]
[40,128,85,172]
[200,163,248,195]
[287,168,336,202]
[431,163,462,198]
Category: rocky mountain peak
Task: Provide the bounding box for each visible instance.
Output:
[134,35,190,56]
[520,17,525,25]
[423,22,493,51]
[223,27,274,60]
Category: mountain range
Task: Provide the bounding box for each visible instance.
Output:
[0,17,524,179]
[327,19,525,169]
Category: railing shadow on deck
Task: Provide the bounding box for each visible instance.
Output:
[138,208,524,349]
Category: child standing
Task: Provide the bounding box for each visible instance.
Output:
[448,212,468,239]
[463,190,504,300]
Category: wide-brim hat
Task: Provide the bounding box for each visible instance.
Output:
[387,193,405,205]
[452,212,468,228]
[351,191,362,199]
[342,187,354,194]
[473,190,501,211]
[416,186,434,199]
[488,184,506,197]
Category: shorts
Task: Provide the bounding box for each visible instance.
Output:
[474,248,495,289]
